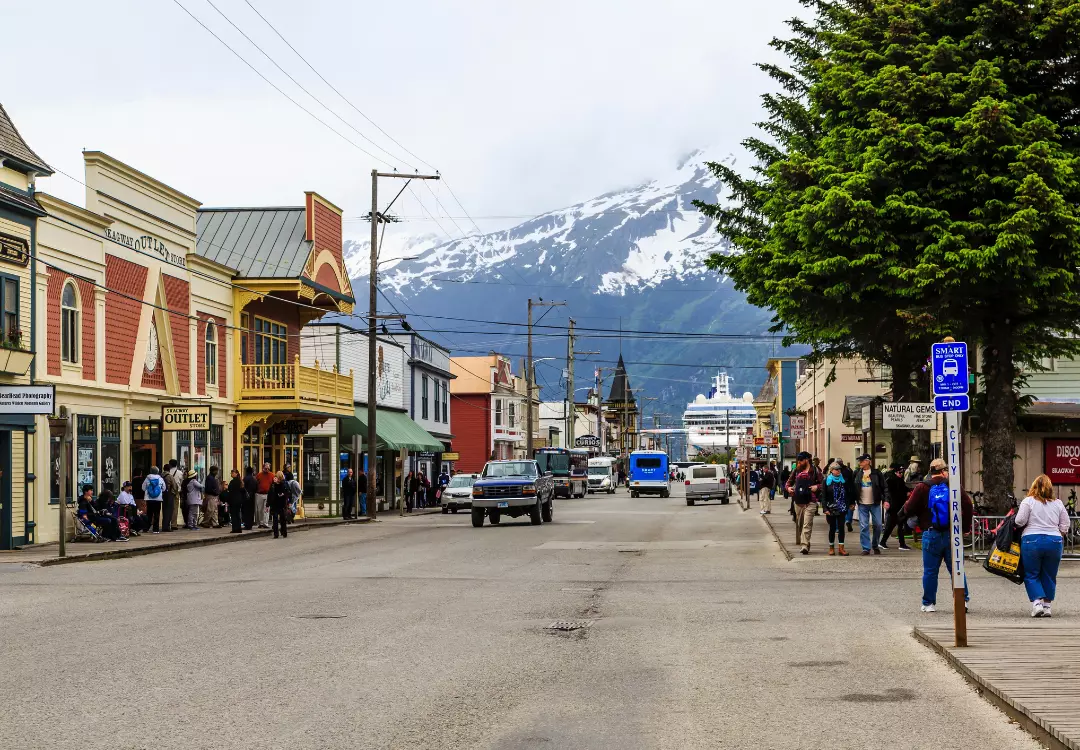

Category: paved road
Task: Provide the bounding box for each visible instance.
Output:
[0,485,1049,749]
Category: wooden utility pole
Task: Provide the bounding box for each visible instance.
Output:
[566,318,574,448]
[369,169,439,518]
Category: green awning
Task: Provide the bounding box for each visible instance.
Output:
[340,407,444,452]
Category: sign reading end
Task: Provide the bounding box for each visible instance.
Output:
[934,395,969,412]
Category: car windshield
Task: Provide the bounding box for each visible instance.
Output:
[447,475,476,488]
[483,462,537,478]
[588,466,611,476]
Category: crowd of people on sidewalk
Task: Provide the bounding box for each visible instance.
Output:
[751,450,1072,617]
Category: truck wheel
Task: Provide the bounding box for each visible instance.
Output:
[687,499,695,506]
[489,511,501,525]
[471,508,485,527]
[542,499,553,523]
[721,497,729,505]
[530,497,542,525]
[662,490,670,498]
[609,488,615,495]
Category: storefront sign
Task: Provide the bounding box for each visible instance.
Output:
[789,414,806,439]
[105,228,186,267]
[412,337,450,371]
[1045,439,1080,483]
[0,385,54,414]
[0,233,30,267]
[575,434,601,448]
[270,420,309,435]
[442,452,460,461]
[882,402,936,430]
[161,405,211,431]
[840,433,863,443]
[762,429,774,443]
[415,451,437,460]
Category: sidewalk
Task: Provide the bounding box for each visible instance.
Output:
[916,623,1080,750]
[0,516,371,567]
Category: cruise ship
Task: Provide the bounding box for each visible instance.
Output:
[683,373,756,459]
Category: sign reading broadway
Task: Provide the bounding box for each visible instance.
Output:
[162,405,211,432]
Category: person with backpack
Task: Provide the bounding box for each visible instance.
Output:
[785,451,823,555]
[821,461,854,556]
[758,464,775,515]
[141,466,166,533]
[902,458,973,612]
[1015,475,1071,617]
[854,453,886,555]
[286,474,302,516]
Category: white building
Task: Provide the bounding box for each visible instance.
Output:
[391,332,454,485]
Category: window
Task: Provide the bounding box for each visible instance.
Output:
[508,401,516,429]
[442,382,448,423]
[205,321,218,386]
[61,281,79,363]
[495,399,503,426]
[432,376,439,423]
[0,276,18,348]
[421,374,429,420]
[101,417,121,493]
[254,316,287,365]
[240,313,250,365]
[76,415,97,492]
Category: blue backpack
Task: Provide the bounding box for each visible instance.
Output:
[145,475,163,500]
[928,482,951,530]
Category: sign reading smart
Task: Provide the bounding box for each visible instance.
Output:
[931,342,968,396]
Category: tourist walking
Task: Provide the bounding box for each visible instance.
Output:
[759,464,775,514]
[821,462,853,556]
[141,466,165,533]
[357,467,368,516]
[1016,475,1070,617]
[854,453,885,554]
[242,466,258,530]
[902,458,972,612]
[785,451,822,555]
[881,462,911,550]
[200,466,222,528]
[227,468,245,534]
[183,470,204,530]
[341,468,358,519]
[255,462,274,529]
[269,471,290,539]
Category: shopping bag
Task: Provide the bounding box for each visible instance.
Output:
[983,540,1024,584]
[994,512,1018,550]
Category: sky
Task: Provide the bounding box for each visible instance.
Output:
[5,0,803,247]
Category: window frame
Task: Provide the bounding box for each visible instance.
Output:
[204,320,218,387]
[508,400,516,429]
[442,381,448,423]
[253,315,288,366]
[421,373,429,420]
[0,273,19,349]
[495,398,503,427]
[61,280,80,364]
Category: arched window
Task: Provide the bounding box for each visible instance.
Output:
[205,321,217,386]
[61,281,79,363]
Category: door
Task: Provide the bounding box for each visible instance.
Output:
[131,444,158,502]
[0,431,11,549]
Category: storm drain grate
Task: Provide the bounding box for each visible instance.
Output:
[292,614,348,620]
[546,620,594,632]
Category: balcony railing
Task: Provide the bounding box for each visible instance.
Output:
[239,355,353,413]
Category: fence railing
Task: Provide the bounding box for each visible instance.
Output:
[968,515,1080,561]
[239,356,352,409]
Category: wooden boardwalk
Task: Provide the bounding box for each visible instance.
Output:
[916,623,1080,750]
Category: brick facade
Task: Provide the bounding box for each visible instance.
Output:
[104,254,149,385]
[451,394,491,474]
[161,274,190,393]
[306,194,348,297]
[314,262,341,293]
[46,270,95,379]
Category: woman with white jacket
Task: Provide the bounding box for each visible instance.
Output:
[1015,474,1071,617]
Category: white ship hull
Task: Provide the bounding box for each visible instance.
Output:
[683,372,756,459]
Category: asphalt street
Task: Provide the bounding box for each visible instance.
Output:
[0,484,1057,749]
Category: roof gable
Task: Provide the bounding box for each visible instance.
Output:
[0,103,52,175]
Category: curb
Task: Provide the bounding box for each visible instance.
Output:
[34,517,372,567]
[761,513,795,561]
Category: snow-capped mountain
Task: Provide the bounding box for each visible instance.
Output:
[344,151,783,440]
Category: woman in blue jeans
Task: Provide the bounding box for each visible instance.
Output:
[1015,475,1071,618]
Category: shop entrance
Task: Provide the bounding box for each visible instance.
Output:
[131,420,161,501]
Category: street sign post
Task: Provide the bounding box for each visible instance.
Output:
[932,338,968,647]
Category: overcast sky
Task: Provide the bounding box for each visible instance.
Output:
[6,0,802,243]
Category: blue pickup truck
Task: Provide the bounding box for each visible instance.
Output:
[470,459,555,527]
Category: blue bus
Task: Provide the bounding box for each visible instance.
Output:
[534,447,588,498]
[629,450,670,498]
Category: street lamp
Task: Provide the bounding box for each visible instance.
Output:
[525,356,557,453]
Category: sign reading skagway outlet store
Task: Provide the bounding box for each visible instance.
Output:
[161,405,211,432]
[105,228,186,267]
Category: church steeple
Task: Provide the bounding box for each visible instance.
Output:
[606,354,634,405]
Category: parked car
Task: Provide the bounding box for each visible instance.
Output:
[685,464,729,506]
[441,473,480,513]
[470,460,555,527]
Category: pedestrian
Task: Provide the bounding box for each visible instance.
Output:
[357,467,368,516]
[854,453,886,555]
[758,464,775,515]
[142,466,165,533]
[408,471,421,512]
[201,466,221,528]
[1016,475,1070,617]
[161,459,180,532]
[255,462,274,529]
[286,473,302,516]
[341,468,358,519]
[821,461,853,556]
[835,459,855,532]
[183,470,204,530]
[283,463,294,483]
[785,451,822,555]
[420,473,431,508]
[227,468,245,534]
[903,456,923,490]
[242,466,258,530]
[269,471,290,539]
[881,462,912,550]
[115,480,142,536]
[902,458,972,613]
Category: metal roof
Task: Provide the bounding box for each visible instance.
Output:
[0,103,51,175]
[195,207,311,279]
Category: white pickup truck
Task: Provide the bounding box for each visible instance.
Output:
[684,464,729,506]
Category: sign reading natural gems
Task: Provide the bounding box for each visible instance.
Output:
[882,402,936,430]
[161,405,211,432]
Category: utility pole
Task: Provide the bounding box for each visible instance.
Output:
[566,319,574,449]
[526,298,564,456]
[369,169,439,519]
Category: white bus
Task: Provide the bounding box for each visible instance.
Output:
[587,457,617,494]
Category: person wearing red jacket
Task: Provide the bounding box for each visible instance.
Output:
[902,458,973,613]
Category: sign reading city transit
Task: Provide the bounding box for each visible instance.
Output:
[1045,439,1080,484]
[161,405,211,432]
[882,402,936,430]
[788,414,806,439]
[575,434,601,449]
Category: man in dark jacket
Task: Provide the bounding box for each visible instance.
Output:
[758,464,775,514]
[341,468,358,519]
[785,451,822,555]
[242,466,258,530]
[902,458,973,612]
[881,462,911,550]
[853,453,887,554]
[227,468,245,533]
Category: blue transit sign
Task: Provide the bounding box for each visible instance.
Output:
[931,342,969,396]
[934,394,970,412]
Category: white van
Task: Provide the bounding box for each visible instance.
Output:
[587,457,617,494]
[685,464,729,506]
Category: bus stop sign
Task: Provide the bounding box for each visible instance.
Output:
[931,342,968,396]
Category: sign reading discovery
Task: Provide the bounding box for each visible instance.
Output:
[161,405,211,432]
